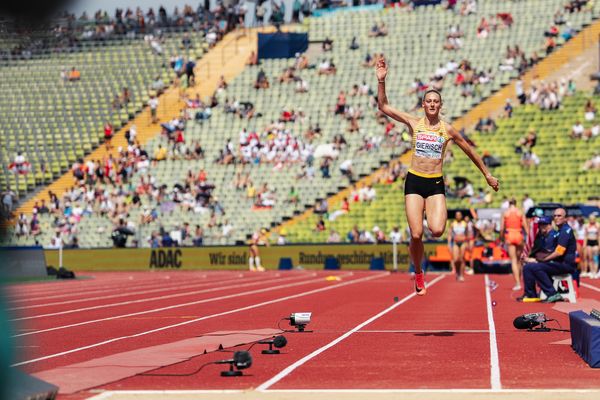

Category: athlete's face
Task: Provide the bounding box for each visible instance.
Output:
[590,215,596,224]
[422,92,442,117]
[455,211,463,221]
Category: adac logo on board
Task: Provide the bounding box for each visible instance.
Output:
[149,249,182,268]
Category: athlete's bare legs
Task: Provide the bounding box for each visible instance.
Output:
[406,194,447,295]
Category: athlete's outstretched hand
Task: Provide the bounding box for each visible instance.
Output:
[376,57,387,82]
[486,174,499,192]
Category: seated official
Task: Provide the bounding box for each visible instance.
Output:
[518,208,577,303]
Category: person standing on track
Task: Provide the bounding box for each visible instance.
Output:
[448,211,468,281]
[500,198,529,290]
[582,214,599,278]
[464,214,476,275]
[376,57,499,295]
[248,229,268,272]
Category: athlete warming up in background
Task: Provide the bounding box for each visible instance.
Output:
[376,57,499,295]
[249,228,268,272]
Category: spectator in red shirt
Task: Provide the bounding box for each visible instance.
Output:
[197,169,207,182]
[335,90,346,115]
[104,121,113,150]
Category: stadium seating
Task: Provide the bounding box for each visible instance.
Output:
[445,92,600,207]
[285,91,600,243]
[132,0,593,245]
[0,31,208,197]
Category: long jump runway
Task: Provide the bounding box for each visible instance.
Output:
[5,270,600,400]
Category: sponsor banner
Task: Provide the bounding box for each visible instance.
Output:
[43,243,439,271]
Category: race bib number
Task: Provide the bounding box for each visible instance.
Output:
[415,133,445,159]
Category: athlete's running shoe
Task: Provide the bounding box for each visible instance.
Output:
[415,272,426,295]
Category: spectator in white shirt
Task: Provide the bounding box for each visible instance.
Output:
[522,194,534,214]
[222,220,234,238]
[446,59,458,73]
[339,159,353,181]
[47,233,63,249]
[434,64,448,79]
[520,151,540,168]
[14,152,25,166]
[327,229,341,243]
[571,121,584,139]
[390,226,403,244]
[359,81,370,95]
[129,124,137,142]
[137,155,150,175]
[149,96,159,124]
[170,227,182,246]
[295,78,309,93]
[361,229,376,243]
[364,185,377,202]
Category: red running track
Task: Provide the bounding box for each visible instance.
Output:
[5,271,600,400]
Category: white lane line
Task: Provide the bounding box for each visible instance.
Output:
[12,273,322,338]
[87,388,600,399]
[87,391,244,400]
[6,277,214,303]
[256,274,446,391]
[581,282,600,292]
[6,272,238,299]
[357,329,489,333]
[265,389,600,393]
[9,275,298,321]
[12,272,386,367]
[7,275,261,311]
[5,274,198,295]
[484,274,501,391]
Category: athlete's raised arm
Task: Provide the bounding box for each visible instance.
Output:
[447,124,500,192]
[376,58,419,129]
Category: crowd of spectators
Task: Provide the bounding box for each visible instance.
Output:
[215,120,316,172]
[5,1,273,57]
[475,115,497,134]
[6,0,599,250]
[10,135,226,248]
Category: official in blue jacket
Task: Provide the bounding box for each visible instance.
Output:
[519,208,578,303]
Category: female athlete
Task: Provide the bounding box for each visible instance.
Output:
[464,214,476,274]
[500,198,529,290]
[248,229,268,272]
[583,214,599,278]
[448,211,468,281]
[376,57,499,295]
